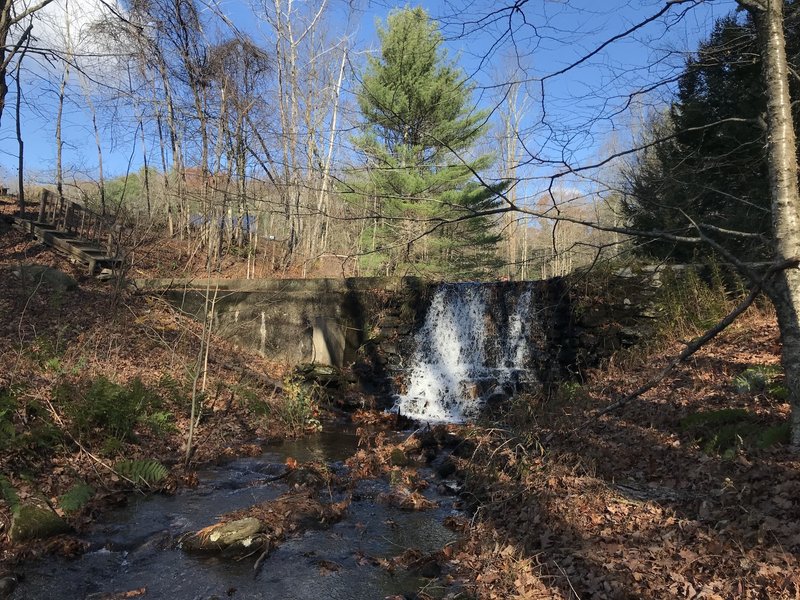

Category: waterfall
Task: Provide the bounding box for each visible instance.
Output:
[393,282,538,422]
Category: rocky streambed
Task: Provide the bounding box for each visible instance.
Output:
[12,428,466,600]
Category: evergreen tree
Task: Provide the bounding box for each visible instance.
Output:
[343,7,506,278]
[622,3,799,262]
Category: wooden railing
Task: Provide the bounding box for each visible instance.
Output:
[37,189,119,255]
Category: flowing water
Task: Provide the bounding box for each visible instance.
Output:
[13,432,459,600]
[14,282,547,598]
[394,282,540,422]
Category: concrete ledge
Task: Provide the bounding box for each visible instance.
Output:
[134,276,421,294]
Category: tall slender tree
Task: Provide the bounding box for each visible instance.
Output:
[344,6,506,278]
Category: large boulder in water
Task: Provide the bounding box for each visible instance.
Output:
[293,363,344,388]
[180,517,265,554]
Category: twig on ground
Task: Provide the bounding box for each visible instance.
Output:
[593,284,762,419]
[41,396,141,490]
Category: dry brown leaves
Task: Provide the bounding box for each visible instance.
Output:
[441,310,800,599]
[224,489,350,537]
[0,227,307,568]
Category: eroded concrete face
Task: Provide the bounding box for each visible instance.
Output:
[312,316,346,366]
[143,277,416,367]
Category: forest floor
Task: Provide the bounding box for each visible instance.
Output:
[422,308,800,599]
[0,218,304,566]
[1,204,799,599]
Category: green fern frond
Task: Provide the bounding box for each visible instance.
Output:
[115,459,168,488]
[59,482,94,513]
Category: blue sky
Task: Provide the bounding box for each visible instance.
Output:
[0,0,738,189]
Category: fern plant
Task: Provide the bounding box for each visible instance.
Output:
[59,482,94,513]
[115,459,169,488]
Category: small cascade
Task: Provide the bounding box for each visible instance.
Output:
[393,282,539,422]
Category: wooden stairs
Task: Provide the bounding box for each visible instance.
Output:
[7,191,123,274]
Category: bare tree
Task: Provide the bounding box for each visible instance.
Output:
[257,0,353,271]
[738,0,800,444]
[431,0,800,442]
[0,0,54,127]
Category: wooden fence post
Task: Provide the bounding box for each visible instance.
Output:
[64,201,74,232]
[38,189,50,223]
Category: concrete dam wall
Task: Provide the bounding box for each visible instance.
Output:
[134,277,423,367]
[136,273,666,416]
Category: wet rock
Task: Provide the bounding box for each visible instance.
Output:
[411,558,441,579]
[432,455,456,479]
[294,363,344,388]
[462,378,497,401]
[463,382,480,400]
[9,499,71,542]
[486,386,509,405]
[0,574,18,599]
[12,265,78,292]
[451,438,477,459]
[130,531,173,556]
[436,481,462,496]
[96,268,115,282]
[180,517,263,553]
[334,391,369,411]
[285,465,328,488]
[392,548,443,579]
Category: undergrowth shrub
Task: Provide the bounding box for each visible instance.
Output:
[680,408,789,457]
[141,410,177,435]
[600,262,745,372]
[230,381,262,413]
[58,482,94,513]
[59,377,157,443]
[0,386,19,449]
[0,475,19,511]
[654,263,733,338]
[114,459,168,488]
[556,381,588,403]
[0,386,63,454]
[733,365,786,399]
[263,376,322,435]
[56,376,174,451]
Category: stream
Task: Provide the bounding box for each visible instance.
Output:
[13,430,460,600]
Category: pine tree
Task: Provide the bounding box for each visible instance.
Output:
[622,4,799,262]
[343,7,506,278]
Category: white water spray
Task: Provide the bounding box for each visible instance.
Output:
[393,283,538,422]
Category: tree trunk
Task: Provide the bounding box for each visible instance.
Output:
[80,74,105,215]
[15,47,24,215]
[155,113,175,236]
[55,60,70,220]
[745,0,800,445]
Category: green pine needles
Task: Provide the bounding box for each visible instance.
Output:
[343,6,508,279]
